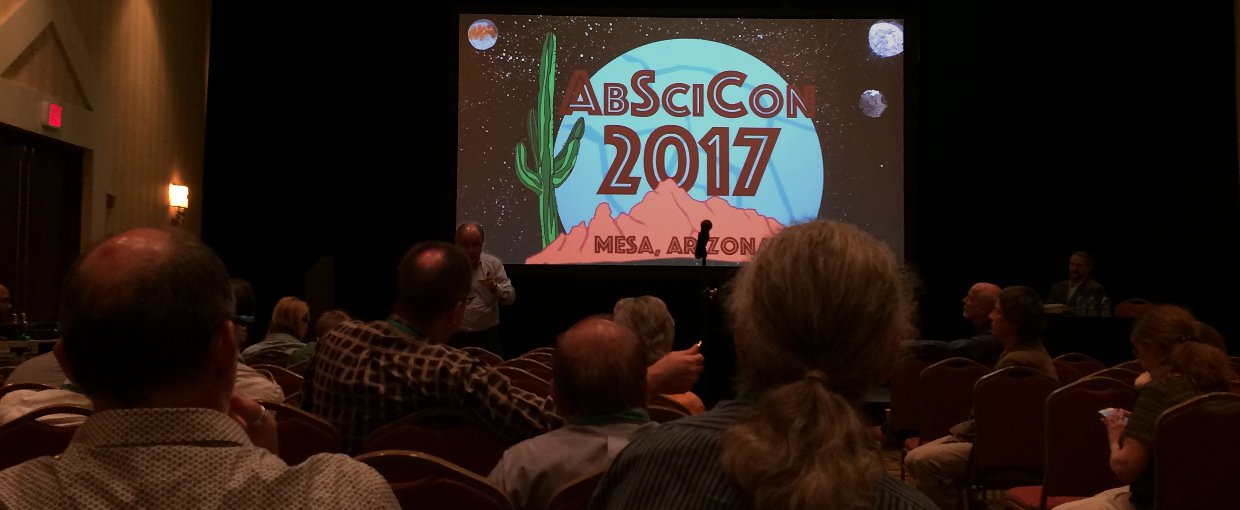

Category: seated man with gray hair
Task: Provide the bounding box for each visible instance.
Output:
[489,317,655,510]
[613,296,705,414]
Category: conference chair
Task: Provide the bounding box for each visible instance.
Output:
[494,365,552,398]
[887,357,928,443]
[1087,367,1140,386]
[259,400,343,465]
[648,393,692,415]
[243,348,291,367]
[462,347,503,367]
[1050,360,1083,386]
[519,350,553,365]
[358,407,515,476]
[1006,376,1137,510]
[499,357,553,381]
[546,468,608,510]
[0,405,92,470]
[1052,353,1107,380]
[251,364,304,397]
[1150,392,1240,509]
[355,449,512,510]
[646,404,688,423]
[907,357,990,450]
[1113,359,1144,373]
[0,382,54,399]
[967,366,1058,503]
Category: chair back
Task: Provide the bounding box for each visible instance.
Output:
[1088,367,1140,386]
[0,382,55,400]
[356,449,512,510]
[1152,392,1240,510]
[359,407,515,475]
[462,347,503,367]
[494,365,552,398]
[286,360,309,375]
[646,405,688,423]
[244,348,291,367]
[546,469,607,510]
[1053,353,1107,379]
[1040,376,1136,506]
[259,400,343,465]
[1113,298,1152,319]
[1051,360,1084,386]
[917,357,990,441]
[251,364,304,396]
[520,350,553,365]
[887,357,928,438]
[1113,359,1144,373]
[0,405,92,470]
[969,366,1058,490]
[500,357,553,381]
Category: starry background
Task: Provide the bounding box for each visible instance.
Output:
[456,15,904,262]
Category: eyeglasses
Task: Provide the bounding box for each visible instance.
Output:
[233,315,255,326]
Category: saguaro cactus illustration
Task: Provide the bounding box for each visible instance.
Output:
[515,32,586,248]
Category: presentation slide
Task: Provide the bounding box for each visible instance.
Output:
[458,15,904,265]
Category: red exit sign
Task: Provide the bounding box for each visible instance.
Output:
[43,102,62,129]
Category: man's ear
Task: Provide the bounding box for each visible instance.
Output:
[53,340,77,386]
[449,300,467,329]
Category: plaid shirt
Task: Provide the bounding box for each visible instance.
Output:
[305,314,561,453]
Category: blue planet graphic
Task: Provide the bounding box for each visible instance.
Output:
[551,38,824,229]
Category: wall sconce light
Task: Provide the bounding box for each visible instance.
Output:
[168,183,189,226]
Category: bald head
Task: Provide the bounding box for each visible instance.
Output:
[396,241,472,332]
[553,317,647,420]
[59,228,234,407]
[455,223,485,267]
[963,282,1000,327]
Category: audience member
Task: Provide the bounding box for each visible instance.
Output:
[1057,305,1232,510]
[241,296,309,356]
[1048,251,1108,314]
[904,285,1058,509]
[287,309,352,367]
[0,351,284,426]
[451,222,516,356]
[613,295,705,414]
[590,220,935,510]
[910,282,1003,365]
[489,317,655,510]
[304,241,560,453]
[0,227,397,508]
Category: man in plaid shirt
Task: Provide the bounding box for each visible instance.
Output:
[304,241,561,453]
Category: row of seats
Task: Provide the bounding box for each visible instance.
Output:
[888,353,1240,509]
[357,449,602,510]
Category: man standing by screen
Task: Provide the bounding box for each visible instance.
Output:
[453,223,515,355]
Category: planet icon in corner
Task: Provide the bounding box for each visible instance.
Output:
[468,19,498,50]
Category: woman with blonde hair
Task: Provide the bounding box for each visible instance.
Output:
[1057,305,1232,510]
[614,295,706,414]
[590,220,934,510]
[241,296,309,356]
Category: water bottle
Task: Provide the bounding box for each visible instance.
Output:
[1100,296,1111,318]
[1083,297,1097,317]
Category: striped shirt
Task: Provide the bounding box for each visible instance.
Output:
[589,400,937,510]
[304,314,561,453]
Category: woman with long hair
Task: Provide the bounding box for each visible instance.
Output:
[590,220,934,510]
[1057,305,1232,510]
[241,296,309,356]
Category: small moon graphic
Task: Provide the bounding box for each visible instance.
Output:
[868,21,904,57]
[860,90,887,118]
[468,19,498,51]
